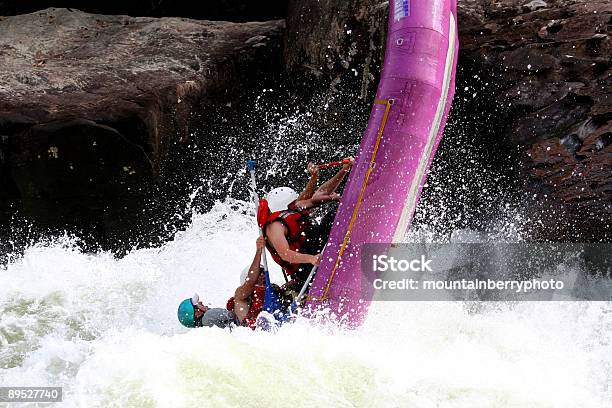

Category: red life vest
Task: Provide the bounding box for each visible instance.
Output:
[226,284,266,330]
[258,199,309,276]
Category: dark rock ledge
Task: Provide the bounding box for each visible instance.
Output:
[0,8,284,249]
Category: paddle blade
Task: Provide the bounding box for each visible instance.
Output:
[263,275,284,317]
[257,199,269,228]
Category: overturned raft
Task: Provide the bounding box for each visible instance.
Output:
[304,0,459,327]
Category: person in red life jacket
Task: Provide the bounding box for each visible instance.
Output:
[260,158,354,291]
[226,236,273,329]
[177,236,277,330]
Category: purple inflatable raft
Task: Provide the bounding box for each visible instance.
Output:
[304,0,459,326]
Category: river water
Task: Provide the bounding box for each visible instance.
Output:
[1,200,611,407]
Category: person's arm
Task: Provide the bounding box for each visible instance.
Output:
[234,237,265,302]
[266,223,320,266]
[297,162,319,201]
[233,237,266,322]
[293,192,341,211]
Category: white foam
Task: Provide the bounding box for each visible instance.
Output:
[1,201,611,407]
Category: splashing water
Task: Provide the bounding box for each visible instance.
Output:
[1,200,611,407]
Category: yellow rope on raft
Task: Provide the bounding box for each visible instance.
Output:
[307,98,393,302]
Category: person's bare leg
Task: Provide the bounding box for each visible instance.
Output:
[313,158,354,198]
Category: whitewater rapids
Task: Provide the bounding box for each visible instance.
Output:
[1,200,611,407]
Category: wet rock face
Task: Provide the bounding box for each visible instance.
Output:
[284,0,387,99]
[458,0,611,240]
[284,0,610,240]
[0,0,288,22]
[0,8,284,248]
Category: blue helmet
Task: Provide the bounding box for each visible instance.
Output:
[177,298,196,328]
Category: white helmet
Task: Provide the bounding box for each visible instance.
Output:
[240,265,263,283]
[240,266,250,284]
[266,187,298,213]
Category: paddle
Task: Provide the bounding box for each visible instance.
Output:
[246,160,287,323]
[317,158,353,169]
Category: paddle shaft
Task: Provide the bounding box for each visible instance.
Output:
[317,158,352,169]
[296,265,318,304]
